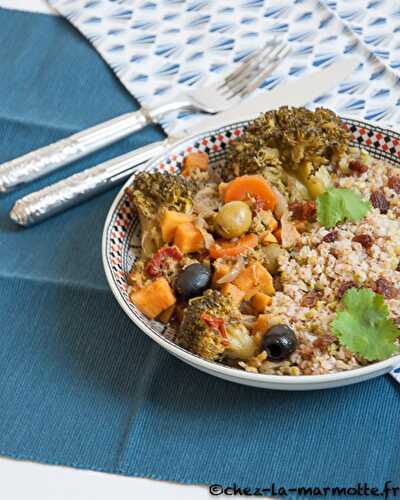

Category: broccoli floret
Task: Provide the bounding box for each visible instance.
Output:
[223,107,350,198]
[127,171,194,217]
[126,172,195,257]
[175,289,234,361]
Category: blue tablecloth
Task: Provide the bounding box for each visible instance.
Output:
[0,8,399,491]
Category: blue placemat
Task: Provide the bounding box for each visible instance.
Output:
[0,8,399,490]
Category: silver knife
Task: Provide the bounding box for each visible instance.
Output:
[10,57,358,226]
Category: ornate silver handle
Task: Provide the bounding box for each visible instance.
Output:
[10,139,169,226]
[0,110,151,193]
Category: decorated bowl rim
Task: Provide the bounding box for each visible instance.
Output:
[102,116,400,387]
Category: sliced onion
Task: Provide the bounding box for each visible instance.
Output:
[240,314,257,327]
[271,186,288,219]
[281,210,300,249]
[216,256,245,284]
[193,185,221,218]
[141,229,156,258]
[194,216,215,249]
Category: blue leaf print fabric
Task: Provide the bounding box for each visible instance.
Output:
[49,0,400,135]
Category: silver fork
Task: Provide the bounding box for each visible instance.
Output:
[10,42,292,226]
[0,39,290,193]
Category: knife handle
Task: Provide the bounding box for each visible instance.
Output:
[10,139,168,226]
[0,110,151,193]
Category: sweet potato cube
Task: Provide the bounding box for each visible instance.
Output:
[221,283,245,307]
[174,222,204,254]
[160,209,194,242]
[182,152,209,177]
[251,314,271,335]
[130,277,176,319]
[251,292,272,313]
[233,262,275,300]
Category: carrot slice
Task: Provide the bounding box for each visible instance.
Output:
[224,175,277,210]
[209,233,258,259]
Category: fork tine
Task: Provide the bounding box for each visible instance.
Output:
[223,42,289,98]
[235,45,291,99]
[219,43,281,95]
[215,39,278,90]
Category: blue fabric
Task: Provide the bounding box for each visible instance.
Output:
[0,8,399,489]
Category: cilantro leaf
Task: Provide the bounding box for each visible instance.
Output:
[316,187,371,229]
[332,288,399,361]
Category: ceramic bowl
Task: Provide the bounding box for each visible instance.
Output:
[102,117,400,390]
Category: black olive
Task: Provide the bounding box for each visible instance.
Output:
[175,264,212,299]
[262,325,297,361]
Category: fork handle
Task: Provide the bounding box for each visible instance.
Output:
[0,109,151,193]
[10,139,169,226]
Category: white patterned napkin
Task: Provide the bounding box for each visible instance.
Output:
[49,0,400,383]
[392,366,400,384]
[49,0,400,135]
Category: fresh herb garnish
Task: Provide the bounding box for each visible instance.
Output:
[316,187,370,229]
[332,288,399,361]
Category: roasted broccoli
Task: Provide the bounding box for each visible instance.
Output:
[127,171,194,217]
[175,289,233,361]
[223,107,351,198]
[176,289,259,361]
[126,172,195,257]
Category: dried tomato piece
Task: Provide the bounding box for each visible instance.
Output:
[373,277,398,299]
[144,246,183,277]
[337,281,357,300]
[201,313,228,338]
[313,334,336,350]
[352,234,373,250]
[348,160,368,175]
[322,230,338,243]
[301,290,322,308]
[370,190,389,214]
[388,176,400,194]
[397,261,400,272]
[289,201,317,222]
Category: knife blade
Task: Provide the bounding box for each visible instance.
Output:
[10,57,358,226]
[185,56,359,135]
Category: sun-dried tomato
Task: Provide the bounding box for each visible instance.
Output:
[373,277,398,299]
[388,176,400,194]
[370,190,389,214]
[322,231,338,243]
[337,281,357,300]
[348,160,368,175]
[397,261,400,272]
[289,201,317,222]
[144,246,183,277]
[201,313,228,338]
[352,234,373,250]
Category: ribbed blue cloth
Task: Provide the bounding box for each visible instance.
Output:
[0,8,399,489]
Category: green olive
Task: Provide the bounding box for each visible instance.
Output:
[261,244,287,274]
[215,201,252,239]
